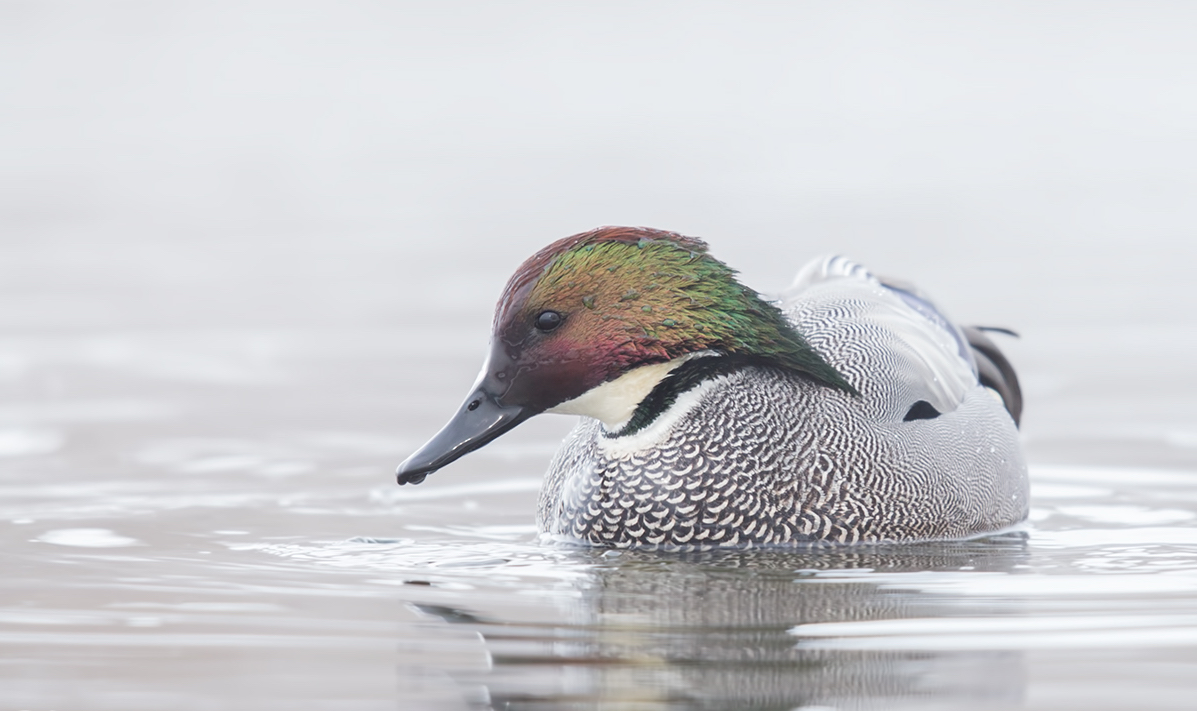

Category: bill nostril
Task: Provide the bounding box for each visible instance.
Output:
[467,399,481,412]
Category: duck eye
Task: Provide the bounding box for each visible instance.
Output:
[535,310,563,332]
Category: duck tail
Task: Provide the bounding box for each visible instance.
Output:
[962,326,1023,427]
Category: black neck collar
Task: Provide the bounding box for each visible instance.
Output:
[605,354,761,438]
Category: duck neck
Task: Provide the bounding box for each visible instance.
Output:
[551,345,846,439]
[606,354,773,438]
[545,354,703,430]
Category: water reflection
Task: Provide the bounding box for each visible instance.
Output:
[231,461,1197,709]
[400,536,1030,710]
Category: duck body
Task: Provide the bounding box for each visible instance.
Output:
[538,257,1027,548]
[397,228,1028,549]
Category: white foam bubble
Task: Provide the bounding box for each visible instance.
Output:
[37,528,141,548]
[0,429,63,458]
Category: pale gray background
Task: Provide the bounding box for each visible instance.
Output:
[4,1,1196,464]
[4,2,1195,328]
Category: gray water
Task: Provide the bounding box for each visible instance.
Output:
[4,4,1197,710]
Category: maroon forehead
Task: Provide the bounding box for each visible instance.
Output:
[493,226,708,329]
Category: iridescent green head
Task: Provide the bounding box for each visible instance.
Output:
[396,226,853,484]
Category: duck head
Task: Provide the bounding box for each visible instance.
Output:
[396,226,853,485]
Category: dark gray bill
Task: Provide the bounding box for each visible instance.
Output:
[395,388,533,485]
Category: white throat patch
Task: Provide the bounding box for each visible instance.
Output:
[595,375,729,458]
[546,352,714,431]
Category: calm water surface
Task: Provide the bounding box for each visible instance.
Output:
[3,320,1197,711]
